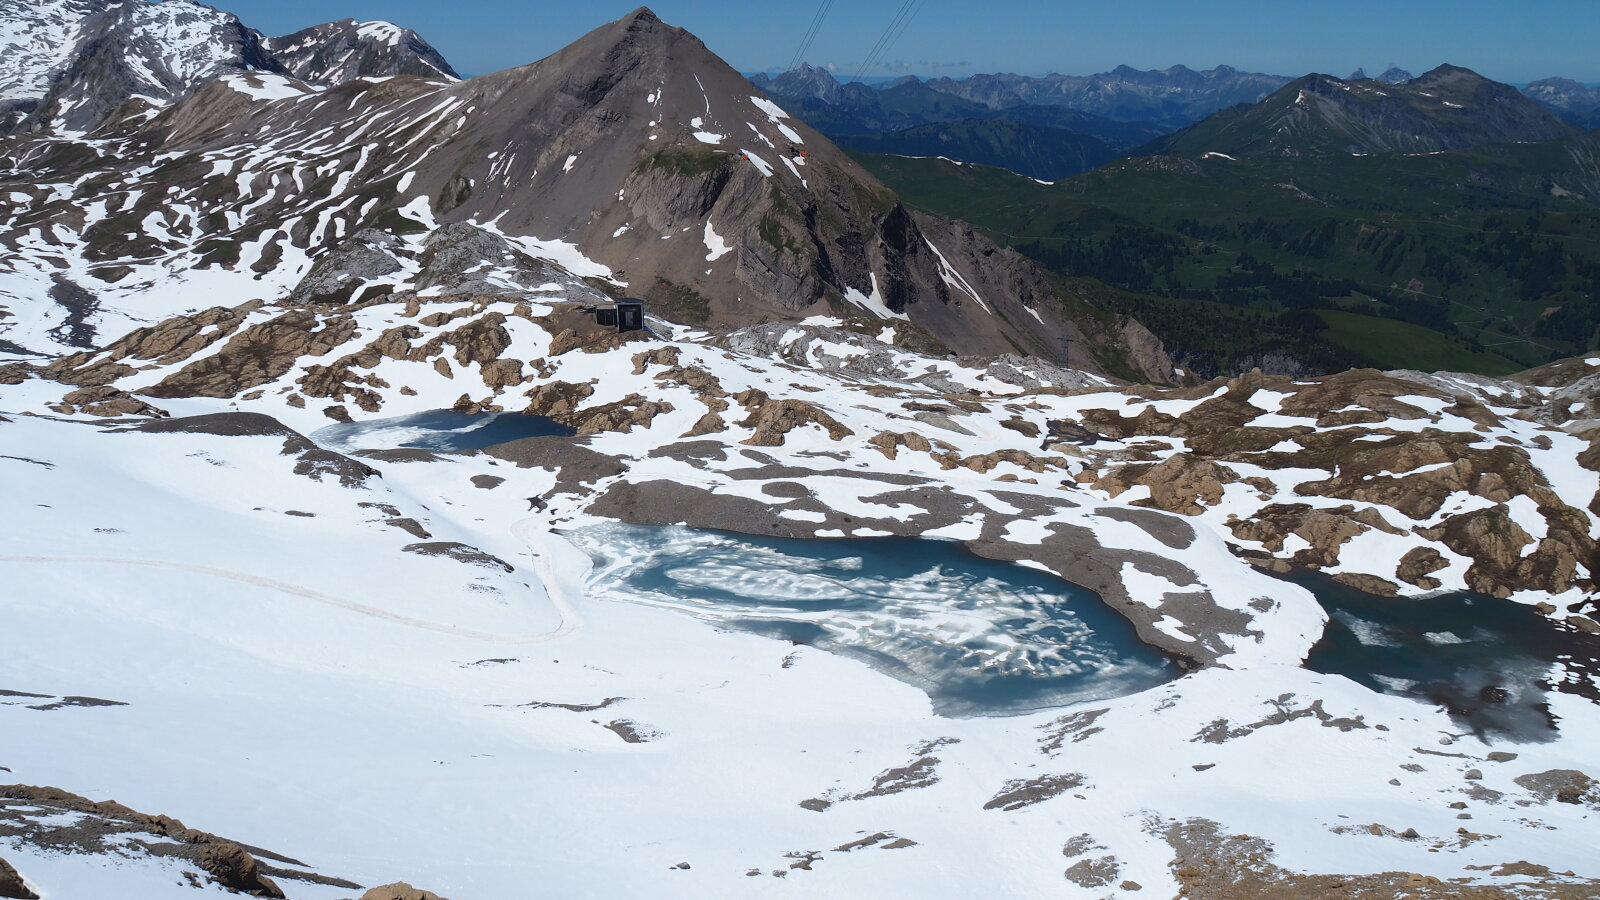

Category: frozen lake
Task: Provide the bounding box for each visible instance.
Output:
[567,523,1181,717]
[1302,572,1600,741]
[311,409,575,453]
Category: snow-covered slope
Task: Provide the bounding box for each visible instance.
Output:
[3,6,1599,898]
[0,0,102,128]
[4,286,1600,895]
[0,0,282,136]
[0,0,460,138]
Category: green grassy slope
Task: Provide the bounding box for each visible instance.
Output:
[853,146,1600,376]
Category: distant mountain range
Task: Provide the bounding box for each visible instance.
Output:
[1523,77,1600,129]
[750,65,1165,142]
[1146,64,1578,158]
[753,61,1600,182]
[755,63,1292,133]
[1347,67,1414,84]
[0,0,456,136]
[848,62,1600,378]
[920,65,1295,131]
[750,64,1167,180]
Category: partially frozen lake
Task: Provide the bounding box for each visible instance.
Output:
[1302,572,1600,741]
[567,523,1181,717]
[311,409,575,453]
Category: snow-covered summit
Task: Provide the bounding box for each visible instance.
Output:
[0,0,280,134]
[0,0,457,136]
[264,17,460,86]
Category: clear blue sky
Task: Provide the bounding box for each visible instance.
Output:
[208,0,1600,84]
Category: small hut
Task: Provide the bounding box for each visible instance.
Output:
[590,299,645,333]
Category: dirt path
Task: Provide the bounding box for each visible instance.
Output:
[0,519,582,644]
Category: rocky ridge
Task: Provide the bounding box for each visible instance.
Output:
[1148,64,1579,158]
[0,0,457,137]
[263,19,458,86]
[0,7,1172,380]
[920,65,1293,130]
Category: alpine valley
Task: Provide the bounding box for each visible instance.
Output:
[2,4,1600,900]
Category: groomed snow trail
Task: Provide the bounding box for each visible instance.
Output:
[0,519,582,644]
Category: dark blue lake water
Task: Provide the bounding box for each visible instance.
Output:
[1300,572,1600,741]
[566,523,1181,717]
[311,410,575,453]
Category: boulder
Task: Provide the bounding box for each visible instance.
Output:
[0,857,38,900]
[350,884,450,900]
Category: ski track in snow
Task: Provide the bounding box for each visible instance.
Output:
[0,518,581,645]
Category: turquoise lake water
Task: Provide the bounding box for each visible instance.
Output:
[1300,572,1600,741]
[311,410,575,452]
[567,523,1181,717]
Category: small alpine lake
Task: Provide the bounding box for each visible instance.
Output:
[565,523,1182,717]
[311,409,575,453]
[1300,571,1600,741]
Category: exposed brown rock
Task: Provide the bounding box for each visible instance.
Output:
[523,381,596,419]
[572,394,674,435]
[1332,572,1400,596]
[47,301,263,387]
[441,311,512,368]
[1396,547,1449,590]
[1097,454,1237,516]
[870,430,933,460]
[1514,769,1598,807]
[1079,405,1179,440]
[1277,369,1452,423]
[349,884,450,900]
[1420,507,1535,599]
[631,346,681,374]
[1163,816,1599,899]
[1228,504,1367,568]
[402,542,514,572]
[1001,417,1041,438]
[0,857,37,900]
[937,448,1071,475]
[138,310,358,399]
[0,785,284,897]
[738,397,853,446]
[49,386,167,418]
[479,359,526,391]
[682,412,727,437]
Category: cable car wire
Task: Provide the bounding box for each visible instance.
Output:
[855,0,927,81]
[788,0,836,72]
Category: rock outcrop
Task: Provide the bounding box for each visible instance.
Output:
[348,885,450,900]
[0,857,37,900]
[0,784,287,897]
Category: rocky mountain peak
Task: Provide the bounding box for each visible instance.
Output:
[16,0,281,134]
[0,0,461,135]
[1151,63,1577,157]
[1414,63,1484,89]
[1522,77,1600,129]
[0,6,1174,380]
[263,17,459,85]
[758,63,846,104]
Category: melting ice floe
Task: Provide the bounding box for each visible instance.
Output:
[567,524,1179,716]
[310,410,574,453]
